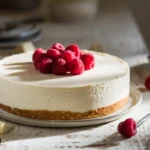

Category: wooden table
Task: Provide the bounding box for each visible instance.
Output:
[0,4,150,150]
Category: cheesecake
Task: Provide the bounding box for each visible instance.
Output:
[0,49,130,120]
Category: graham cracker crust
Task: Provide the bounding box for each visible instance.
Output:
[0,96,128,120]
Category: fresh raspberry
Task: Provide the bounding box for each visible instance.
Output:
[65,44,80,57]
[68,58,85,75]
[145,75,150,89]
[38,58,53,74]
[118,118,137,138]
[81,53,95,70]
[118,122,124,135]
[34,53,46,70]
[52,58,67,75]
[62,50,76,63]
[33,48,46,70]
[47,49,62,60]
[32,48,45,62]
[32,48,44,61]
[80,50,83,57]
[51,43,65,52]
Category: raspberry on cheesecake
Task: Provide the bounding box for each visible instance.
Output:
[32,43,95,76]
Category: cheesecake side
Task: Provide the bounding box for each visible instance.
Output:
[0,51,130,120]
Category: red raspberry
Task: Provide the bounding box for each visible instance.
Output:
[33,48,46,70]
[32,48,42,61]
[52,58,67,75]
[145,75,150,89]
[68,58,85,75]
[32,48,45,62]
[38,58,53,74]
[80,51,83,57]
[34,54,46,70]
[51,43,65,52]
[47,49,62,60]
[118,118,137,138]
[118,122,124,135]
[62,50,76,63]
[65,44,80,57]
[81,53,95,70]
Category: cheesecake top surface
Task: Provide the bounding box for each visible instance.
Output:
[0,50,129,87]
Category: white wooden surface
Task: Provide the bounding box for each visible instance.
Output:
[0,3,150,150]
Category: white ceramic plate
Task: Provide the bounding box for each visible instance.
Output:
[0,86,142,127]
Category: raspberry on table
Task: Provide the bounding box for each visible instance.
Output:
[68,58,85,75]
[145,75,150,89]
[47,49,62,60]
[81,53,95,70]
[118,118,137,138]
[62,50,76,63]
[65,44,80,57]
[38,58,53,74]
[51,43,65,51]
[52,58,67,75]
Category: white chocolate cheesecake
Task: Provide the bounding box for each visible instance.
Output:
[0,50,130,120]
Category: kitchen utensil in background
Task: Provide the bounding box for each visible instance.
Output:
[0,0,41,11]
[0,120,14,135]
[0,24,41,49]
[49,0,99,23]
[0,16,44,49]
[0,17,44,33]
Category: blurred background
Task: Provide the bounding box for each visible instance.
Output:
[0,0,149,63]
